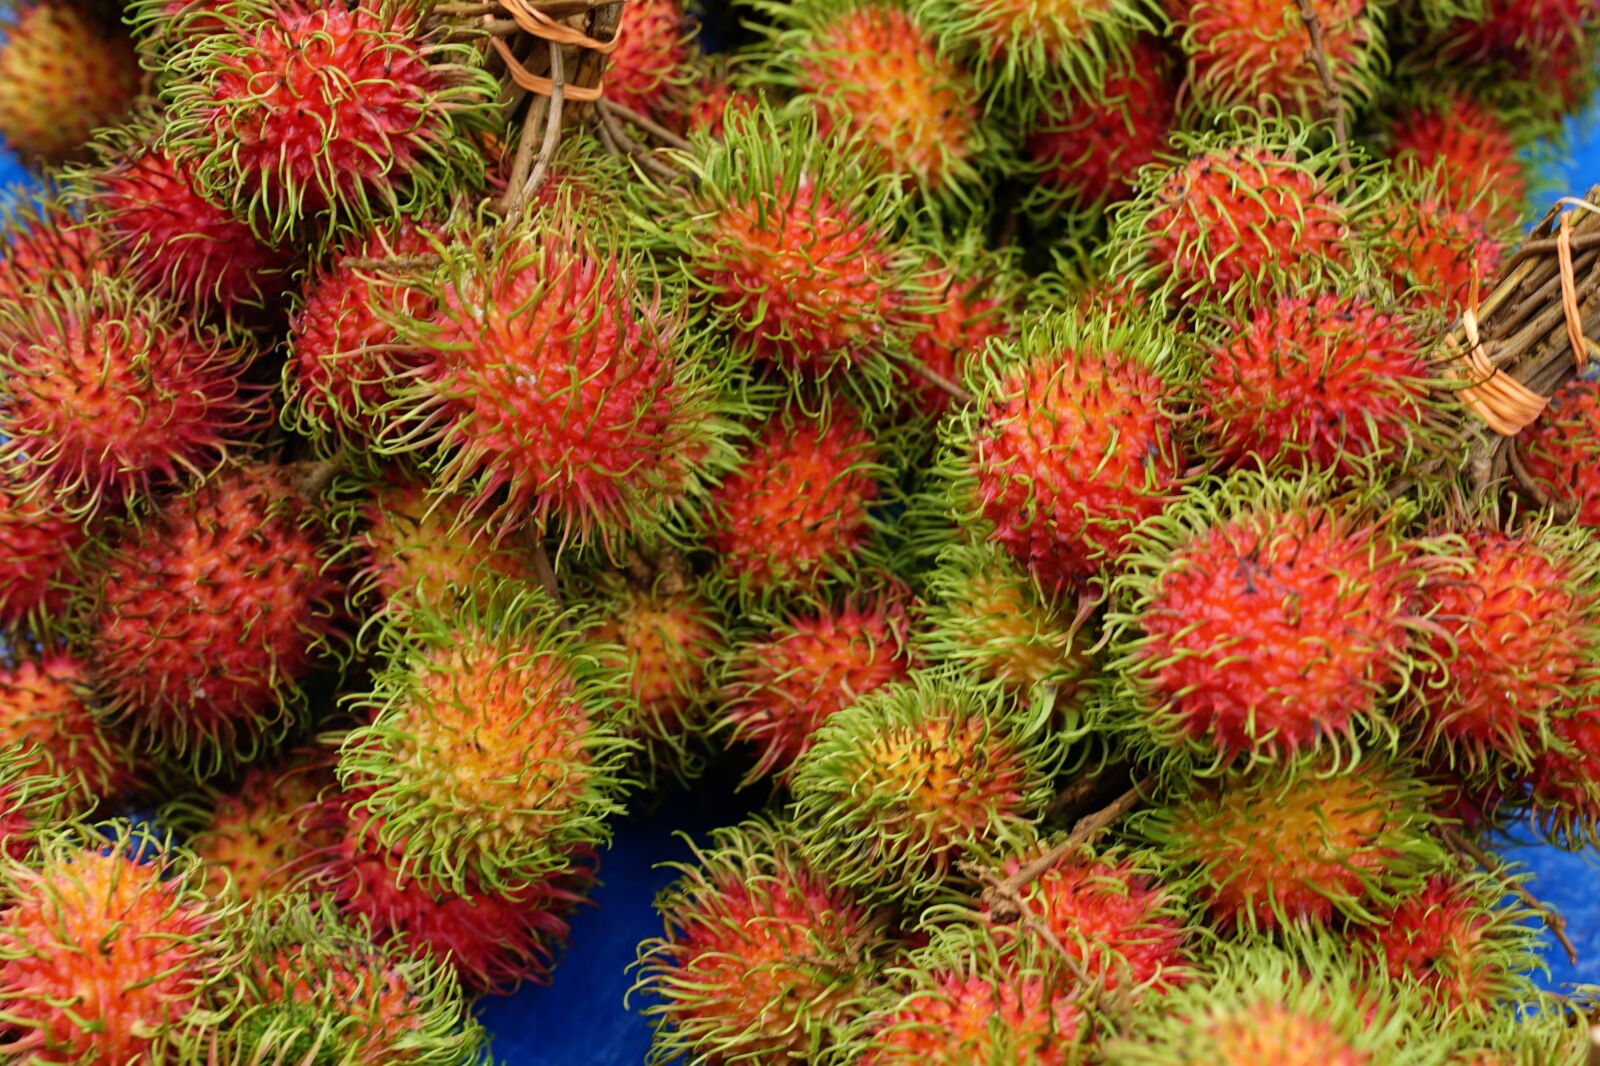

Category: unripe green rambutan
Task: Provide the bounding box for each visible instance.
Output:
[938,309,1187,597]
[790,671,1073,904]
[338,581,633,895]
[0,650,136,803]
[0,0,142,165]
[632,814,890,1065]
[87,462,348,778]
[0,823,240,1062]
[1352,871,1541,1012]
[0,274,268,519]
[1135,757,1447,932]
[719,583,916,785]
[161,0,500,241]
[1107,472,1419,770]
[1099,936,1450,1064]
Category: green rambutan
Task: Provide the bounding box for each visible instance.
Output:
[1384,90,1530,231]
[338,581,633,895]
[1411,523,1600,774]
[0,274,267,518]
[0,0,141,164]
[1168,0,1381,114]
[87,462,347,777]
[1516,376,1600,525]
[1100,936,1448,1064]
[606,0,692,118]
[704,397,892,602]
[0,475,85,631]
[0,823,239,1062]
[161,0,499,240]
[1352,871,1541,1012]
[789,672,1071,904]
[632,814,889,1065]
[719,584,916,785]
[1135,757,1447,931]
[1106,472,1418,768]
[757,0,993,199]
[653,103,926,392]
[0,650,135,802]
[940,309,1187,597]
[385,211,744,550]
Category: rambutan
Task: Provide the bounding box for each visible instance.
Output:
[762,0,991,197]
[659,103,923,388]
[1372,186,1505,315]
[1515,375,1600,525]
[1411,524,1600,773]
[0,196,105,302]
[705,399,890,601]
[789,673,1067,903]
[338,582,633,894]
[0,476,85,631]
[606,0,691,117]
[899,234,1017,419]
[0,651,135,802]
[1353,872,1540,1012]
[1025,36,1178,214]
[719,587,916,785]
[1137,758,1447,931]
[0,275,266,518]
[1447,0,1598,66]
[0,744,76,863]
[943,310,1186,596]
[388,213,741,548]
[311,789,593,995]
[0,824,239,1062]
[1527,699,1600,847]
[632,815,889,1065]
[1107,472,1417,767]
[1169,0,1379,112]
[0,0,141,164]
[282,219,440,457]
[1386,91,1528,232]
[1193,288,1432,478]
[162,0,499,238]
[88,462,347,777]
[78,132,296,320]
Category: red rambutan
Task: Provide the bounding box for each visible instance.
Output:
[606,0,690,117]
[0,651,135,802]
[1169,0,1376,112]
[1527,699,1600,846]
[1449,0,1597,64]
[900,238,1016,419]
[0,197,104,302]
[0,476,85,630]
[89,462,346,776]
[176,755,335,903]
[1516,375,1600,525]
[1387,92,1527,232]
[0,0,141,164]
[1374,191,1504,315]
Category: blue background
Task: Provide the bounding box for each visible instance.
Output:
[3,120,1600,1061]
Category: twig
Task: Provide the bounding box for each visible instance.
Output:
[340,254,442,272]
[903,359,974,406]
[596,107,683,184]
[1445,827,1578,967]
[521,42,566,206]
[531,537,562,606]
[499,88,551,216]
[1043,768,1115,821]
[597,98,694,152]
[1294,0,1352,175]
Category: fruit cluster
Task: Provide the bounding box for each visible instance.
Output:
[0,0,1597,1060]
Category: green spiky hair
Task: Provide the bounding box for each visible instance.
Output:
[1132,754,1448,933]
[638,100,933,406]
[930,303,1190,597]
[788,669,1076,905]
[1106,110,1386,308]
[630,813,891,1066]
[908,0,1154,121]
[1099,932,1453,1064]
[203,894,486,1066]
[371,204,753,556]
[337,579,635,896]
[742,0,1006,207]
[0,741,86,861]
[838,925,1093,1064]
[1102,469,1425,776]
[158,0,500,244]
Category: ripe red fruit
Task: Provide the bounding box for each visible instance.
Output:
[183,757,334,903]
[1143,145,1348,300]
[1170,0,1371,109]
[1450,0,1596,63]
[0,199,104,302]
[707,404,884,597]
[0,477,85,629]
[721,591,915,783]
[606,0,688,116]
[1376,195,1503,315]
[859,966,1082,1066]
[0,279,265,517]
[0,652,135,801]
[1516,376,1600,525]
[1028,37,1177,211]
[1528,701,1600,846]
[90,463,346,776]
[965,319,1185,593]
[93,145,294,319]
[0,0,141,163]
[1388,93,1525,231]
[1199,292,1429,477]
[902,252,1014,418]
[1113,484,1412,761]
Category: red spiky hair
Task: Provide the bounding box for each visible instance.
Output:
[0,199,104,302]
[1169,0,1371,110]
[1376,194,1503,315]
[902,249,1013,419]
[606,0,689,116]
[1517,376,1600,525]
[859,966,1082,1065]
[1387,92,1526,231]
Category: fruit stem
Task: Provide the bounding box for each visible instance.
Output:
[902,359,973,406]
[1444,826,1578,966]
[531,536,562,606]
[1294,0,1352,176]
[597,98,693,152]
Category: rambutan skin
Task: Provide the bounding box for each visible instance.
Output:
[857,964,1082,1066]
[1518,376,1600,525]
[180,757,335,903]
[901,249,1014,419]
[88,463,347,776]
[0,478,85,630]
[0,199,105,303]
[1374,194,1504,315]
[0,652,136,802]
[1387,93,1527,231]
[1170,0,1373,111]
[607,0,689,116]
[0,277,267,517]
[0,0,142,164]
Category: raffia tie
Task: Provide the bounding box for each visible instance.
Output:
[489,0,618,102]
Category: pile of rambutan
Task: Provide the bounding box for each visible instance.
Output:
[1,0,1600,1057]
